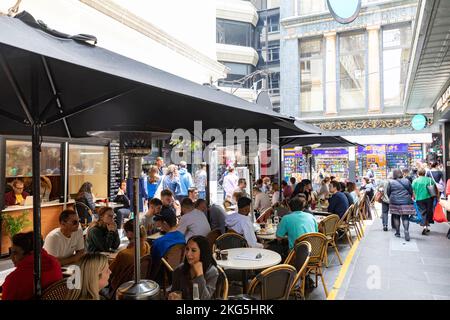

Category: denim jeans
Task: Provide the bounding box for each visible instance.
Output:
[198,191,206,200]
[381,202,389,227]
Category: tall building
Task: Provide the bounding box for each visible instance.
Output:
[279,0,438,138]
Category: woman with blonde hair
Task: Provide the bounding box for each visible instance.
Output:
[85,207,120,253]
[66,253,111,300]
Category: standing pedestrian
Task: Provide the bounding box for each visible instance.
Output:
[387,169,415,241]
[195,162,208,200]
[412,168,437,235]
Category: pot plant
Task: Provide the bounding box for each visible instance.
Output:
[1,211,31,254]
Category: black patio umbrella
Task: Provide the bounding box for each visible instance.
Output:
[0,12,317,297]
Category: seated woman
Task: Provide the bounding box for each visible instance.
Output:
[85,207,120,253]
[75,182,96,224]
[66,253,111,300]
[109,219,151,294]
[1,232,62,300]
[40,176,52,202]
[168,235,219,300]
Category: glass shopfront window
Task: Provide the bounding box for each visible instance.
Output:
[5,140,61,202]
[382,24,412,107]
[218,62,255,88]
[339,32,367,110]
[216,19,255,47]
[300,38,324,112]
[68,144,108,199]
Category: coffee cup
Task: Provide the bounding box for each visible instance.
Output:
[220,250,228,260]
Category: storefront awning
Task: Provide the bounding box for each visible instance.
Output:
[280,135,358,148]
[0,13,316,138]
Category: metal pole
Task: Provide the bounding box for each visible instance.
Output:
[61,142,69,208]
[130,156,141,283]
[32,123,42,298]
[279,147,283,202]
[206,164,210,206]
[0,137,5,256]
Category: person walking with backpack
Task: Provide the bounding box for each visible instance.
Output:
[387,169,415,241]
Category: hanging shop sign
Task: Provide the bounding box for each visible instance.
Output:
[312,148,348,157]
[327,0,361,24]
[436,85,450,112]
[411,114,427,131]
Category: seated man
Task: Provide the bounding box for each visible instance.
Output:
[5,179,29,206]
[177,198,211,241]
[253,187,272,214]
[225,197,263,248]
[43,209,85,266]
[188,187,199,203]
[1,232,62,300]
[195,199,226,234]
[161,189,181,216]
[276,197,318,250]
[109,219,151,294]
[140,198,163,235]
[328,181,350,218]
[113,180,131,230]
[151,207,185,261]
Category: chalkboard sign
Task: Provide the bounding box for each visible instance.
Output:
[109,140,121,200]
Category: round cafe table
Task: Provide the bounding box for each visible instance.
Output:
[256,215,326,241]
[215,248,281,293]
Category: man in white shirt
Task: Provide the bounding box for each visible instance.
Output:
[222,167,239,201]
[225,197,263,248]
[177,198,211,241]
[43,209,85,266]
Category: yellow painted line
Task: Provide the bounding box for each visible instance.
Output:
[327,225,366,300]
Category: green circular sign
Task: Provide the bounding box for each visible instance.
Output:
[411,114,427,131]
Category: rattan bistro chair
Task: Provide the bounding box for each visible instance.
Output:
[213,232,248,252]
[159,243,186,297]
[206,229,222,253]
[294,232,329,298]
[246,264,297,300]
[284,241,311,299]
[319,214,343,267]
[337,204,355,247]
[41,279,71,300]
[215,266,229,300]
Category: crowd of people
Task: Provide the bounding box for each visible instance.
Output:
[1,156,450,301]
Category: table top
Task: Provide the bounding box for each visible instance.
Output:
[309,210,331,216]
[215,248,281,270]
[256,215,325,240]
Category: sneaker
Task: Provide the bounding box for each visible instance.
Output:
[426,228,430,233]
[422,229,427,235]
[383,226,388,232]
[405,232,410,241]
[394,232,400,238]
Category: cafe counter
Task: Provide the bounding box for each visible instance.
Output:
[1,200,74,255]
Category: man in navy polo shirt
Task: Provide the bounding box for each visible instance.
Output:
[328,180,349,218]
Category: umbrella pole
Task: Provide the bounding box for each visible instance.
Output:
[32,123,42,298]
[279,147,283,203]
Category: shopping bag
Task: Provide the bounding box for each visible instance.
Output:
[409,201,423,224]
[433,203,448,223]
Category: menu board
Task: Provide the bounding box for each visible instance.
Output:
[109,140,121,200]
[386,144,409,171]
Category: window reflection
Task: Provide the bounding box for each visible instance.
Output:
[383,25,411,107]
[300,38,324,112]
[69,145,108,199]
[5,140,61,201]
[339,32,366,110]
[216,19,255,47]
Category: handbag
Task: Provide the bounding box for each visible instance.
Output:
[433,202,448,223]
[409,201,423,224]
[426,178,437,198]
[427,170,445,193]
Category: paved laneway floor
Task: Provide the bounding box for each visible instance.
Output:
[334,215,450,300]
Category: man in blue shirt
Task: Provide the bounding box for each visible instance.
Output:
[276,196,318,250]
[327,181,349,218]
[151,207,185,260]
[177,161,194,202]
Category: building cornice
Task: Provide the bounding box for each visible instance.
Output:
[281,1,417,38]
[216,0,258,26]
[216,44,259,66]
[80,0,227,78]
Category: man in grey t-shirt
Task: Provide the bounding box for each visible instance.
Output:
[194,199,226,234]
[177,198,211,241]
